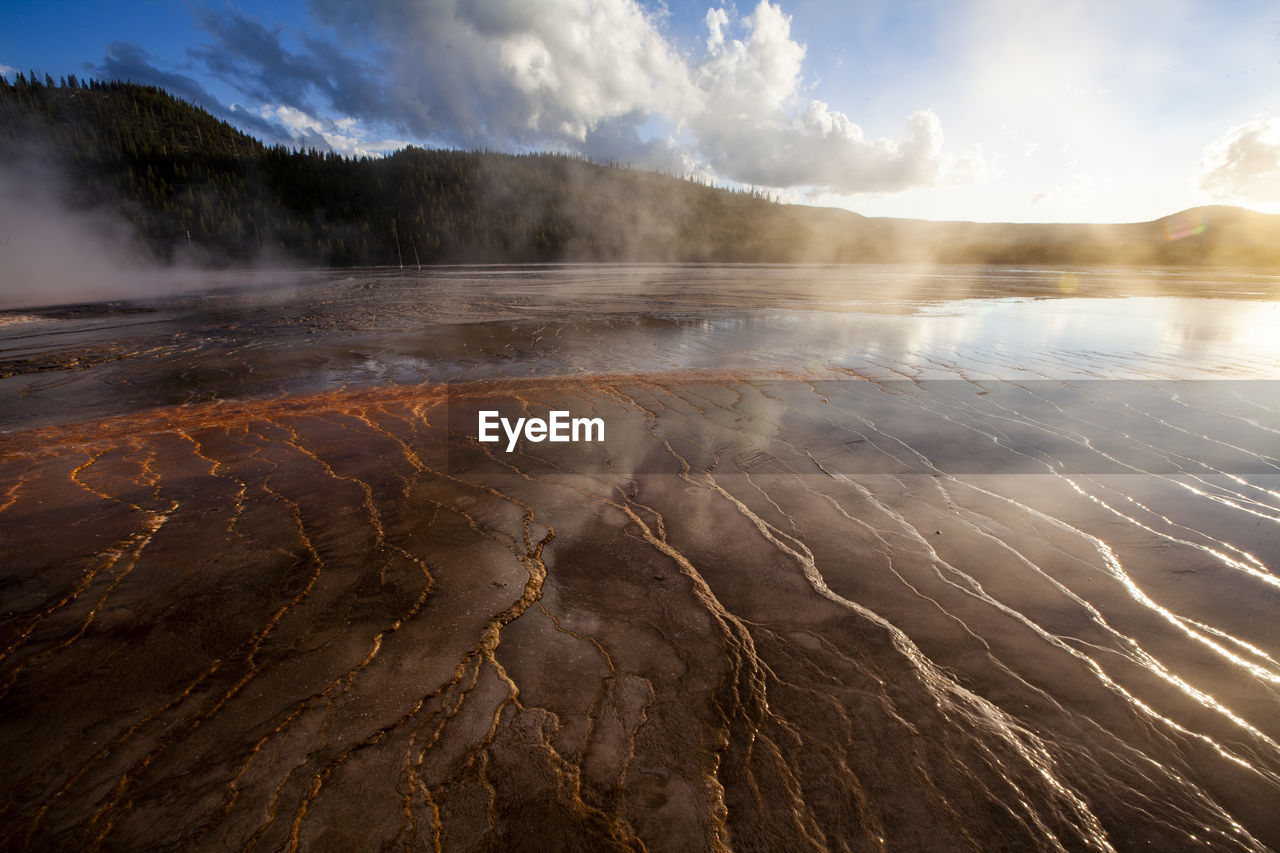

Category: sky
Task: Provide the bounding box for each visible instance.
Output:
[3,0,1279,223]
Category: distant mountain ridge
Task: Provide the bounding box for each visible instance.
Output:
[2,74,1278,268]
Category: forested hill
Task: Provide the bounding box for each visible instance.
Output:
[0,75,806,266]
[2,74,1279,268]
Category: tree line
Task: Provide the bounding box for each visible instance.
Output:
[0,75,809,267]
[3,74,1277,268]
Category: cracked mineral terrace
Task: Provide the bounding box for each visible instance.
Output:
[2,264,1279,851]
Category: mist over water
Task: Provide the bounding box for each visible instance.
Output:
[4,265,1279,431]
[0,157,309,309]
[1,264,1279,850]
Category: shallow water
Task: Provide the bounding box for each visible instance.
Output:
[3,264,1280,431]
[1,264,1278,851]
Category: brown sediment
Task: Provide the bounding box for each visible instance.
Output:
[2,369,1279,852]
[4,266,1280,850]
[0,368,816,460]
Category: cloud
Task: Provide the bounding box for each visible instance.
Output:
[579,112,693,174]
[300,0,699,146]
[93,42,224,109]
[1199,116,1280,203]
[259,104,413,157]
[88,42,305,145]
[696,2,805,114]
[696,103,955,193]
[94,0,974,195]
[87,41,399,155]
[188,8,389,126]
[689,4,976,193]
[1030,173,1099,206]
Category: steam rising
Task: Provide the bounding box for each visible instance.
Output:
[0,156,292,309]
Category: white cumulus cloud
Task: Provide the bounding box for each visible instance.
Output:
[304,0,700,144]
[696,2,805,113]
[1199,117,1280,203]
[260,104,412,157]
[689,3,978,193]
[157,0,976,195]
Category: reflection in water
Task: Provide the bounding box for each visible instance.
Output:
[1,265,1278,851]
[4,266,1280,433]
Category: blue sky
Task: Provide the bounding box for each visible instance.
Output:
[4,0,1279,223]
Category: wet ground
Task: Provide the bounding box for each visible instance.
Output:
[2,264,1279,851]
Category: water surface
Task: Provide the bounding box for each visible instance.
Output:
[1,264,1278,851]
